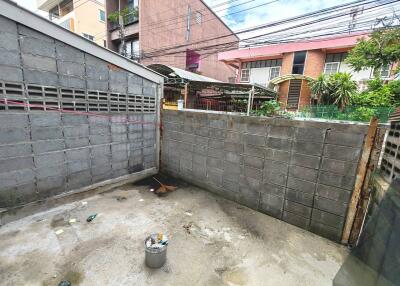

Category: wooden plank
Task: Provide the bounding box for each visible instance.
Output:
[341,117,379,245]
[349,126,386,245]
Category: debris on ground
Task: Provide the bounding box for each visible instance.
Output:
[55,229,64,235]
[81,202,88,206]
[86,214,97,222]
[58,281,71,286]
[145,233,169,249]
[185,211,193,216]
[149,188,155,192]
[139,199,144,202]
[114,196,127,202]
[183,223,193,234]
[68,218,77,224]
[153,177,177,196]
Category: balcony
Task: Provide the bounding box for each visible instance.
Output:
[108,12,138,31]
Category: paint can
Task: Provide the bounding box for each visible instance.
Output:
[177,99,184,110]
[144,234,168,268]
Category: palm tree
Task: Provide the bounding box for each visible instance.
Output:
[329,73,358,111]
[308,74,332,105]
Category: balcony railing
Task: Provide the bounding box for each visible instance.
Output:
[108,10,139,31]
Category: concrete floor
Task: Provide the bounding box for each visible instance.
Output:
[0,181,348,286]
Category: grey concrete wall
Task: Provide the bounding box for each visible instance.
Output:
[0,112,157,208]
[0,15,158,208]
[0,15,157,113]
[161,110,370,242]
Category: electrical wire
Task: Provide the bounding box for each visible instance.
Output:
[142,0,399,59]
[140,0,377,56]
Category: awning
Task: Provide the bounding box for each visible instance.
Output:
[269,74,314,86]
[148,64,221,83]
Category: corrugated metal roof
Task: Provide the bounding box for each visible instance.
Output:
[148,64,221,83]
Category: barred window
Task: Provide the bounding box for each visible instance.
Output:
[324,62,340,75]
[269,66,281,80]
[241,69,250,82]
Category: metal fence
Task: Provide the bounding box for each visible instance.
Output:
[296,105,395,123]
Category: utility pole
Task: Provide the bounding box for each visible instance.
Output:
[118,0,126,57]
[348,7,363,33]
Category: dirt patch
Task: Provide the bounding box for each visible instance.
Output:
[42,270,84,286]
[50,213,70,229]
[215,198,265,239]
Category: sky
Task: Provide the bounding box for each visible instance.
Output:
[12,0,400,44]
[201,0,399,45]
[204,0,353,31]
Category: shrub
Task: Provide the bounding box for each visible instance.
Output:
[253,100,281,116]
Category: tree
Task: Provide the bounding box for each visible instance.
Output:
[329,73,358,111]
[309,72,357,110]
[345,28,400,76]
[308,74,333,104]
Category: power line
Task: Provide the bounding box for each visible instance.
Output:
[140,0,279,38]
[92,0,258,41]
[141,0,376,56]
[142,0,398,58]
[142,0,399,59]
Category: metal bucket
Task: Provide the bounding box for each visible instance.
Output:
[144,236,167,268]
[177,99,184,110]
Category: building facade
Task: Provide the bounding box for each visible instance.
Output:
[219,33,396,110]
[37,0,106,47]
[106,0,239,82]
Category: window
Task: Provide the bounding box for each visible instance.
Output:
[380,64,391,78]
[241,59,282,69]
[241,69,250,82]
[82,33,94,41]
[195,12,202,24]
[103,40,107,48]
[270,66,281,80]
[324,62,340,75]
[186,49,201,72]
[99,10,105,22]
[119,39,140,60]
[326,52,348,63]
[60,19,71,30]
[292,51,307,74]
[128,0,139,8]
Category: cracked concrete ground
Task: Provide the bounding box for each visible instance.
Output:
[0,181,348,286]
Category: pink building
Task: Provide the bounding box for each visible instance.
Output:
[106,0,239,82]
[219,33,396,110]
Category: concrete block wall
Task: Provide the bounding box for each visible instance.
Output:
[161,110,370,242]
[0,112,157,208]
[0,15,158,208]
[0,15,157,114]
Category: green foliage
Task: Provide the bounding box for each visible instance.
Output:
[308,74,333,104]
[345,106,376,122]
[108,7,138,24]
[309,72,357,109]
[345,28,400,73]
[329,73,358,110]
[253,100,281,116]
[351,79,400,107]
[298,105,394,122]
[388,80,400,106]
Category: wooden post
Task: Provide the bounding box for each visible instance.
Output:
[183,83,188,109]
[349,126,384,245]
[341,117,379,245]
[246,85,254,116]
